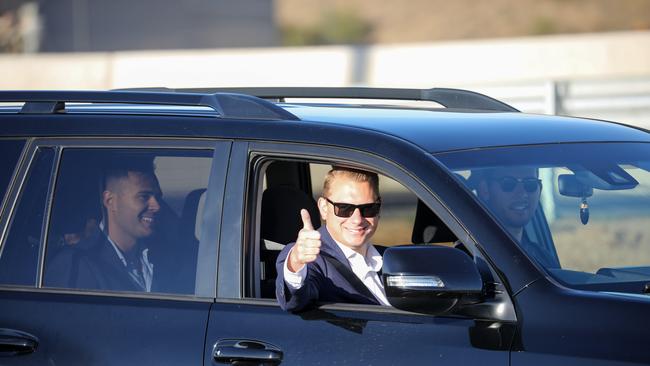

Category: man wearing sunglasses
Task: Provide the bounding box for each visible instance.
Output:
[476,166,559,268]
[276,167,390,312]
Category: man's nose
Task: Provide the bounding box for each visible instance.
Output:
[148,196,161,211]
[348,208,364,222]
[512,183,530,197]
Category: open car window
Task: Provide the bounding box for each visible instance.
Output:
[252,159,459,300]
[437,142,650,292]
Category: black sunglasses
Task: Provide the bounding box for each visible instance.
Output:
[494,176,542,193]
[324,197,381,218]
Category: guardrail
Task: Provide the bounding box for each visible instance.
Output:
[474,78,650,128]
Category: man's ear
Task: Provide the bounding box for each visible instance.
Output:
[102,190,115,212]
[317,197,328,220]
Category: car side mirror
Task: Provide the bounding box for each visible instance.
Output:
[382,245,484,315]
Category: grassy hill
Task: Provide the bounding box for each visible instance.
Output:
[276,0,650,45]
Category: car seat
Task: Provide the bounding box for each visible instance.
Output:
[259,185,320,298]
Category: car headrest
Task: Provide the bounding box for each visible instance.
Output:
[261,185,321,245]
[411,199,457,244]
[180,188,207,240]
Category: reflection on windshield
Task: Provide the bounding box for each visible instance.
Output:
[437,143,650,290]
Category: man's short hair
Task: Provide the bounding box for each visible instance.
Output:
[102,155,156,191]
[322,166,380,200]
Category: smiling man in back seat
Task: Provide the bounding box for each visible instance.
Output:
[46,157,163,292]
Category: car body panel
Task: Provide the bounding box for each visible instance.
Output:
[281,104,650,152]
[511,279,650,365]
[0,289,211,365]
[205,301,511,366]
[4,109,649,153]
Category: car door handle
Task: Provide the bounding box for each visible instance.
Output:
[213,339,283,364]
[0,329,39,356]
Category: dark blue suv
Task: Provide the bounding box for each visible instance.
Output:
[0,88,648,365]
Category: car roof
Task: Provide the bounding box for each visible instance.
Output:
[281,103,650,153]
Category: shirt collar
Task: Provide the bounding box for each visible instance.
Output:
[99,221,150,269]
[101,226,154,291]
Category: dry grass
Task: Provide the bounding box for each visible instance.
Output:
[276,0,650,44]
[552,217,650,272]
[372,213,650,274]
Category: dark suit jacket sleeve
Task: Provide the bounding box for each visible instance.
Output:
[45,231,139,292]
[45,248,103,290]
[275,242,327,312]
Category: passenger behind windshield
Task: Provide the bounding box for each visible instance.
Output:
[473,166,560,269]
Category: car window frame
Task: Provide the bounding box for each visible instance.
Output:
[0,138,27,220]
[0,139,36,256]
[0,137,230,302]
[219,140,503,316]
[0,143,56,287]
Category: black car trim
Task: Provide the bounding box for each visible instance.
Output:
[196,141,232,298]
[217,141,250,299]
[0,90,300,121]
[0,139,29,238]
[0,140,38,263]
[213,297,507,321]
[142,87,520,113]
[214,297,428,315]
[0,286,215,302]
[35,145,62,288]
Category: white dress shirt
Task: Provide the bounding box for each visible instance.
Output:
[283,240,390,306]
[106,234,154,292]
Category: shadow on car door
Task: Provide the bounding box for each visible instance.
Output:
[0,291,211,365]
[204,300,511,365]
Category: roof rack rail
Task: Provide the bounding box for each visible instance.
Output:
[139,87,519,112]
[0,90,299,120]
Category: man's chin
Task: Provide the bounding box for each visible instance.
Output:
[504,216,530,229]
[341,235,369,249]
[138,227,156,238]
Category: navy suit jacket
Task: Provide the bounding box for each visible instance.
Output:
[45,229,145,292]
[275,226,381,312]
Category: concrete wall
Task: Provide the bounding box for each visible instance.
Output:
[2,30,649,125]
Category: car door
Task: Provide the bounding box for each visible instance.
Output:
[203,141,514,366]
[0,138,230,365]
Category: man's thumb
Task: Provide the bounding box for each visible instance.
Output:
[300,209,314,230]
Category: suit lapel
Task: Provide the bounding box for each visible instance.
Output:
[95,233,141,291]
[318,227,351,268]
[318,227,378,304]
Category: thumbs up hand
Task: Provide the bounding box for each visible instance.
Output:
[288,209,321,272]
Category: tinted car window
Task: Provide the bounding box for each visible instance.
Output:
[437,142,650,290]
[0,147,54,286]
[0,139,25,208]
[43,148,212,296]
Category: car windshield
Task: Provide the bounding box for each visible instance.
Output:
[436,142,650,292]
